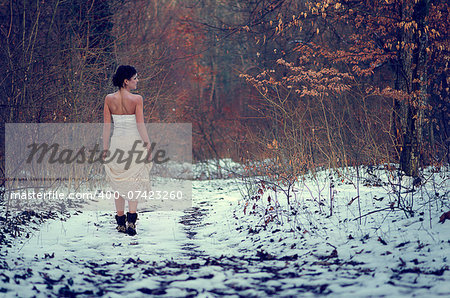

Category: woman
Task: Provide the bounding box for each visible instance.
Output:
[103,65,152,236]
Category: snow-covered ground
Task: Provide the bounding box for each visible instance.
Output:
[0,165,449,297]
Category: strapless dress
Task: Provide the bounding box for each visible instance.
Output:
[104,114,152,201]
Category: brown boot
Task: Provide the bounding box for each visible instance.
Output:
[126,212,138,236]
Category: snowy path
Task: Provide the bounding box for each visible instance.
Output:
[1,179,449,297]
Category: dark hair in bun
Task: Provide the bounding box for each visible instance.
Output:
[112,65,137,88]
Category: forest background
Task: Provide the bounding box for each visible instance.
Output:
[0,0,448,182]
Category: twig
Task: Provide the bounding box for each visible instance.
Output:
[326,242,337,249]
[353,207,393,221]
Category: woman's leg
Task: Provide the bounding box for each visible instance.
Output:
[114,196,127,233]
[115,196,125,216]
[128,200,138,213]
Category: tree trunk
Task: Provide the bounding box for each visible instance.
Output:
[399,0,430,177]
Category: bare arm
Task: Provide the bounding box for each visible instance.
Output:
[103,96,112,153]
[135,95,151,149]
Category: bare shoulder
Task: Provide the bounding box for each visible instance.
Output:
[130,93,143,105]
[132,93,143,101]
[105,92,118,102]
